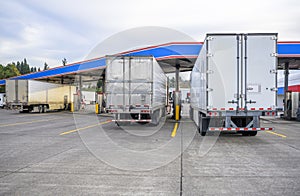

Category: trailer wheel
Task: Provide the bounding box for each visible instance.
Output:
[190,107,193,120]
[151,109,160,126]
[42,105,46,113]
[248,131,257,136]
[38,105,42,113]
[199,113,207,136]
[241,131,257,136]
[116,121,130,126]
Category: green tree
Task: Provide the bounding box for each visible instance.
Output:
[1,63,20,79]
[0,64,4,79]
[38,67,41,72]
[20,61,24,74]
[16,61,21,73]
[23,58,30,74]
[43,62,49,70]
[62,58,67,66]
[169,77,175,88]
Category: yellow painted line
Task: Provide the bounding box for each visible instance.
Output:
[266,130,287,138]
[60,120,112,136]
[0,118,61,127]
[17,113,53,117]
[171,122,179,138]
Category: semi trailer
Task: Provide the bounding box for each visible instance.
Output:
[190,33,278,136]
[105,56,168,125]
[6,80,76,113]
[0,93,6,108]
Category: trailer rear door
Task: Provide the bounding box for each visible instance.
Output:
[244,34,277,110]
[207,34,238,110]
[207,34,277,110]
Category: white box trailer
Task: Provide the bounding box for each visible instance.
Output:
[6,80,76,112]
[190,33,278,136]
[105,56,167,125]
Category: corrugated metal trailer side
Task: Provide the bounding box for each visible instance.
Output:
[6,80,75,112]
[105,56,167,125]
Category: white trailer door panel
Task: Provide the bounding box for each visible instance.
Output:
[245,35,277,109]
[207,35,238,109]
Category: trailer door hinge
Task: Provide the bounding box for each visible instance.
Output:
[207,88,213,92]
[207,36,214,41]
[270,69,277,74]
[271,36,277,40]
[228,100,238,104]
[207,53,213,57]
[246,100,256,104]
[270,87,278,92]
[207,70,214,74]
[271,53,278,57]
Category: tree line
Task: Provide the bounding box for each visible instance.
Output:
[0,58,50,80]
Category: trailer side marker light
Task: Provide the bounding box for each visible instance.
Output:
[141,110,150,113]
[171,122,179,137]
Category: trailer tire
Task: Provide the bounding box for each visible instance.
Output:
[116,121,130,126]
[42,105,45,113]
[241,131,257,136]
[38,105,42,113]
[190,107,193,120]
[151,109,160,126]
[199,113,207,136]
[248,131,257,136]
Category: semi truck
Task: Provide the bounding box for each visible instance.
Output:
[190,33,278,136]
[284,91,300,120]
[105,56,168,125]
[0,93,6,108]
[6,80,76,113]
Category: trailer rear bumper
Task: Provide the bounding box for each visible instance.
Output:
[208,127,274,131]
[109,107,165,125]
[112,119,152,123]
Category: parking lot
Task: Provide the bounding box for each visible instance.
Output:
[0,108,299,195]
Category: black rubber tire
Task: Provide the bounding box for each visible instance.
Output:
[248,131,257,136]
[199,113,207,136]
[116,122,129,126]
[241,131,249,136]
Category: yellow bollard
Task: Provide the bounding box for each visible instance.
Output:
[71,102,74,112]
[95,103,99,114]
[175,105,180,121]
[70,102,74,112]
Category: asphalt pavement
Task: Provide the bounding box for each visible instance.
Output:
[0,109,299,195]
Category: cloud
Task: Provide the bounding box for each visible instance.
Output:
[0,0,299,69]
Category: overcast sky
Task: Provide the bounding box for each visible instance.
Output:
[1,0,299,69]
